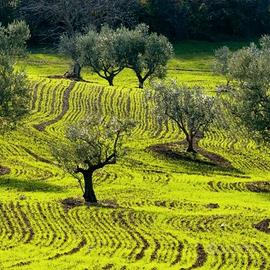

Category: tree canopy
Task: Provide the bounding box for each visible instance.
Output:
[151,81,217,153]
[0,20,30,131]
[52,117,135,202]
[123,24,173,88]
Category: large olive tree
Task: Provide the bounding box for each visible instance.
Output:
[152,81,217,153]
[78,26,127,86]
[59,33,83,80]
[124,24,174,89]
[216,36,270,141]
[0,21,30,131]
[52,117,134,203]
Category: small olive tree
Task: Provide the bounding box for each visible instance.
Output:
[0,21,30,131]
[125,24,174,89]
[52,117,134,203]
[152,81,217,153]
[79,26,127,86]
[59,33,83,80]
[223,37,270,141]
[213,46,233,89]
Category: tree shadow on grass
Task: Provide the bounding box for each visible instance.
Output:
[146,142,248,178]
[0,177,64,193]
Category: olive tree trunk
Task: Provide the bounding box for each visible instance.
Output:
[64,62,81,80]
[186,135,196,153]
[82,170,97,203]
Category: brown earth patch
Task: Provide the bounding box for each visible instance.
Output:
[147,139,232,169]
[254,219,270,234]
[0,166,10,176]
[206,203,220,209]
[61,197,84,212]
[246,182,270,193]
[61,198,119,212]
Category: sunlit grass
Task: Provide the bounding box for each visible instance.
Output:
[1,40,270,269]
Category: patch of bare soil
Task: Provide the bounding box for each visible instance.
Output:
[61,198,119,212]
[206,203,220,209]
[147,139,233,169]
[0,166,10,176]
[246,182,270,193]
[61,197,84,212]
[254,219,270,234]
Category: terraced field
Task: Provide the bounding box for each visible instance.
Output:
[1,41,270,269]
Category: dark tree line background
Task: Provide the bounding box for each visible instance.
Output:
[1,0,270,43]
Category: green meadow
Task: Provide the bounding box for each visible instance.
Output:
[1,41,270,270]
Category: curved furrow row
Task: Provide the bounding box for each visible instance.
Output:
[208,180,270,193]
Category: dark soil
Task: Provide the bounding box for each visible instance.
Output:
[61,197,84,212]
[206,203,220,209]
[61,198,119,212]
[147,139,233,169]
[254,219,270,234]
[246,182,270,193]
[0,166,10,176]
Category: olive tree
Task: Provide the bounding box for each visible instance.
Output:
[0,20,30,57]
[79,26,127,86]
[0,21,30,131]
[52,117,134,203]
[125,24,174,89]
[213,46,233,89]
[224,37,270,141]
[152,81,217,153]
[59,33,83,80]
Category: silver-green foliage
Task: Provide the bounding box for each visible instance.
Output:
[152,81,217,152]
[78,26,127,86]
[214,46,233,87]
[75,24,173,87]
[0,21,30,131]
[122,24,174,88]
[52,116,135,201]
[53,116,134,174]
[216,37,270,141]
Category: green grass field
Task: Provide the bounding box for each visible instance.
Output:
[1,41,270,270]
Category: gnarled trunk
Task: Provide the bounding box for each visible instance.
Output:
[64,62,81,80]
[106,75,114,86]
[138,78,144,89]
[82,171,97,203]
[186,136,196,153]
[135,71,145,89]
